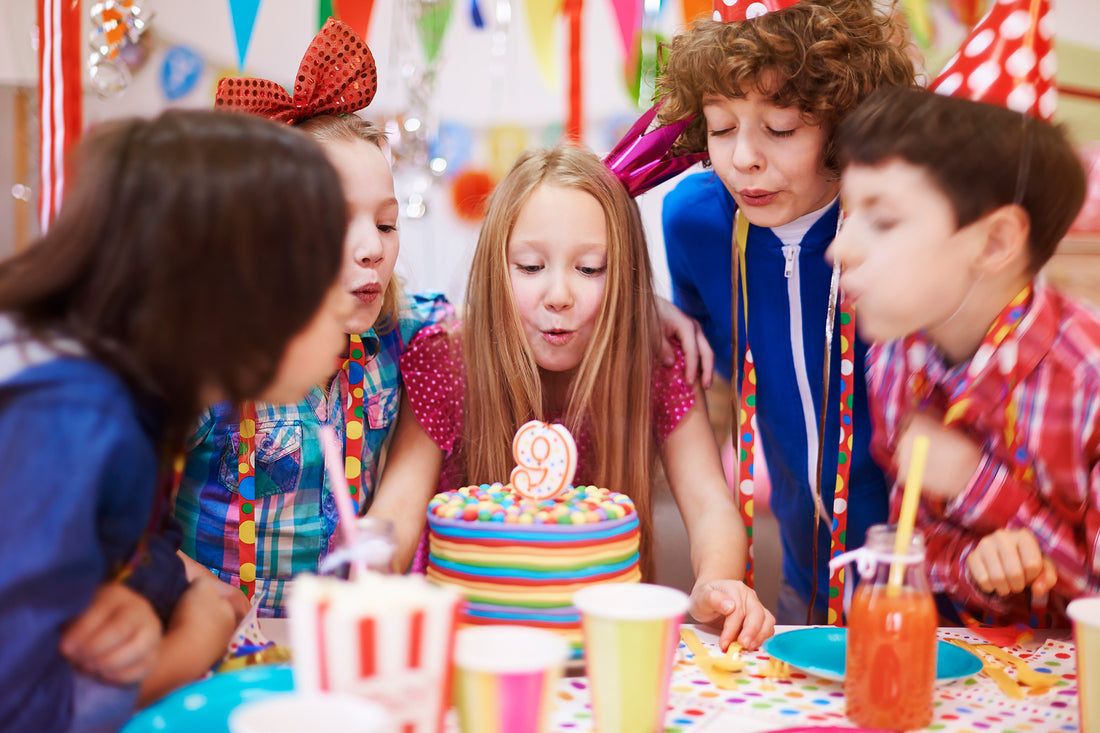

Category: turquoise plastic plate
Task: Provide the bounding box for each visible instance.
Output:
[761,627,982,683]
[121,665,294,733]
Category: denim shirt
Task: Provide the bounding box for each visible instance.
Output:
[172,291,451,616]
[0,317,163,731]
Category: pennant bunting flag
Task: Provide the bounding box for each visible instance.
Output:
[227,0,262,70]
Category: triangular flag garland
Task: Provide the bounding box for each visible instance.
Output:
[524,0,562,93]
[609,0,642,59]
[334,0,376,40]
[227,0,262,70]
[415,0,454,66]
[930,0,1056,121]
[903,0,934,48]
[317,0,335,31]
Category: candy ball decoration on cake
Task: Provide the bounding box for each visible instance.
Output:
[425,421,641,657]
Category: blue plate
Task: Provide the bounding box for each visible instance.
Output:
[121,665,294,733]
[761,627,982,683]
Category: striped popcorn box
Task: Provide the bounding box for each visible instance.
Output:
[289,573,461,733]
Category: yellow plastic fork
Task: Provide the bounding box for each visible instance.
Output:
[680,628,743,689]
[946,639,1025,699]
[973,643,1056,690]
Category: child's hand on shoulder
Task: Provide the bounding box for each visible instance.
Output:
[898,411,982,499]
[966,528,1057,597]
[655,296,715,388]
[690,579,775,652]
[60,582,162,685]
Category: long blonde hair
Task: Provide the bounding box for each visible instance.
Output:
[460,145,659,577]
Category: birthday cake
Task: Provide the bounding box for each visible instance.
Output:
[425,482,641,656]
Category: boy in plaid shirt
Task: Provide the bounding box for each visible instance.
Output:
[828,85,1096,627]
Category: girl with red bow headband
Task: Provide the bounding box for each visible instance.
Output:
[171,20,453,619]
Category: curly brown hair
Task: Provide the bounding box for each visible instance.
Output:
[655,0,917,171]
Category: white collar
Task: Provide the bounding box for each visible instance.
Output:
[770,195,839,247]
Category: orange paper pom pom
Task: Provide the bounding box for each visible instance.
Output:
[451,168,495,223]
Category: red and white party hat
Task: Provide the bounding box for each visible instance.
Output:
[712,0,803,23]
[930,0,1056,121]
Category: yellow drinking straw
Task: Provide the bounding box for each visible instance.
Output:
[888,434,930,597]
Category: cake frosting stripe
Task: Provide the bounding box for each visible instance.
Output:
[430,536,640,569]
[430,551,639,580]
[426,483,642,658]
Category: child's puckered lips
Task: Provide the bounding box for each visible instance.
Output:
[350,282,381,303]
[737,189,779,206]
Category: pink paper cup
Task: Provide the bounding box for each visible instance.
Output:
[453,625,570,733]
[1068,596,1100,733]
[573,583,690,733]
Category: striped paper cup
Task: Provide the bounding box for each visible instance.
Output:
[573,583,690,733]
[453,625,570,733]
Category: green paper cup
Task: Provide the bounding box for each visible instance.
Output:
[573,583,690,733]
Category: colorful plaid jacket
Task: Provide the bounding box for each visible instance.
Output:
[173,291,451,616]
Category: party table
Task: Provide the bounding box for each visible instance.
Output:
[126,621,1081,732]
[254,620,1080,733]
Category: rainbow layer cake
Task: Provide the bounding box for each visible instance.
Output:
[426,483,640,656]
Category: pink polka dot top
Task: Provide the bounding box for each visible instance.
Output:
[399,322,696,494]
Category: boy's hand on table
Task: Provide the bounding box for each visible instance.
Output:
[897,411,981,499]
[690,579,775,652]
[966,528,1058,597]
[60,582,162,685]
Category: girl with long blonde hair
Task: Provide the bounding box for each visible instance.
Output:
[372,145,774,650]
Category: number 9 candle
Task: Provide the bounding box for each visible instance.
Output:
[509,420,577,501]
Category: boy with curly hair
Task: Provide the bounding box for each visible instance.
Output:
[655,0,917,624]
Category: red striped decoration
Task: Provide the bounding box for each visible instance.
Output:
[36,0,82,232]
[358,617,376,678]
[408,609,424,669]
[317,599,332,691]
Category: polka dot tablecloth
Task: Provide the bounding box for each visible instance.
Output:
[540,627,1079,732]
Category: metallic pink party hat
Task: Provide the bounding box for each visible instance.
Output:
[604,103,709,197]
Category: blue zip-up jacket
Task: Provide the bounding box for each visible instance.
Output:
[662,171,889,613]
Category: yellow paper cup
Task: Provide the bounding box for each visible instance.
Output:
[573,583,690,733]
[453,625,570,733]
[1068,596,1100,733]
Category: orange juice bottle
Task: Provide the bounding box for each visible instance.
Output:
[845,524,937,731]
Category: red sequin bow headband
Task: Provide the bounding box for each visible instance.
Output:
[215,18,377,124]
